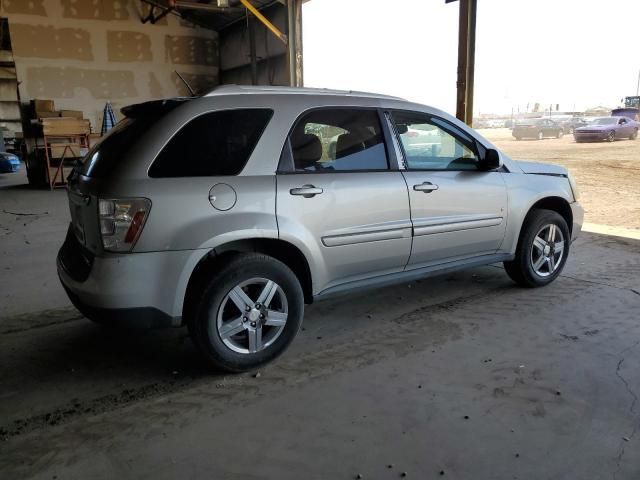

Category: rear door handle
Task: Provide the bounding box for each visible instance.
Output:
[413,182,439,193]
[290,185,323,198]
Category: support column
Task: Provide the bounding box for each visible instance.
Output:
[454,0,476,126]
[287,0,303,87]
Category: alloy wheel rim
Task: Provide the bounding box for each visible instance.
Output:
[530,224,565,277]
[214,277,288,354]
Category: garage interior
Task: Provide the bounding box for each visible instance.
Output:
[1,0,302,186]
[1,1,639,479]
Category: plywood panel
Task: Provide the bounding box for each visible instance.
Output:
[3,0,46,16]
[107,31,152,62]
[165,35,217,66]
[61,0,130,21]
[27,66,137,99]
[10,24,93,61]
[42,118,90,136]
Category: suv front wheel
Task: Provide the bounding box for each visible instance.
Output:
[189,253,304,372]
[504,209,570,287]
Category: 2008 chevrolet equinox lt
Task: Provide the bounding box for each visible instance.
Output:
[58,86,584,371]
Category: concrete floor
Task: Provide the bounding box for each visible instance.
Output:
[1,167,639,479]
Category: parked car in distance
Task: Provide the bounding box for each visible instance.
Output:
[0,152,20,173]
[574,116,639,142]
[512,119,564,140]
[57,86,583,372]
[555,117,588,134]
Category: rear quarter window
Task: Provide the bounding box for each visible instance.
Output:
[148,109,273,178]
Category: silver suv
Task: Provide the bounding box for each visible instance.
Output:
[58,86,583,371]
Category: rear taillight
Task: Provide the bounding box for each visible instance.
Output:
[98,198,151,252]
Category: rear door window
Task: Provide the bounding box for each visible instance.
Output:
[287,109,389,172]
[149,109,273,177]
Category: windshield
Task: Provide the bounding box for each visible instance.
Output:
[591,118,618,125]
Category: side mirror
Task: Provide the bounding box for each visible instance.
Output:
[395,124,408,134]
[481,148,502,170]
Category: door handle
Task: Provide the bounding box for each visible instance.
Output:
[290,185,323,198]
[413,182,439,193]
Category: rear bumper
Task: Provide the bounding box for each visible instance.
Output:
[512,130,539,138]
[61,283,176,328]
[570,201,584,242]
[57,225,208,328]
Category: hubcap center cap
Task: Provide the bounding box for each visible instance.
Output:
[543,245,551,255]
[248,308,260,322]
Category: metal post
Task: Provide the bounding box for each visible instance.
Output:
[465,0,476,126]
[286,0,303,87]
[287,0,296,86]
[453,0,476,126]
[248,14,258,85]
[455,0,469,123]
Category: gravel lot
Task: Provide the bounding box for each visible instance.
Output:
[480,128,640,230]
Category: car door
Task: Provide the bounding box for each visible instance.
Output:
[617,117,631,137]
[388,111,508,269]
[544,120,555,137]
[276,108,412,293]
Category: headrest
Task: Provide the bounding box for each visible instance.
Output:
[291,132,322,169]
[336,133,365,159]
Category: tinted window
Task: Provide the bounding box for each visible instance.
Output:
[149,109,273,177]
[80,118,156,178]
[392,112,479,171]
[79,98,191,178]
[289,109,388,172]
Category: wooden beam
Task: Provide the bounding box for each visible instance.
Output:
[451,0,476,126]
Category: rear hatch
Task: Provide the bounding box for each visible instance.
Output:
[66,98,190,254]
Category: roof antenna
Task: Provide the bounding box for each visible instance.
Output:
[175,70,195,97]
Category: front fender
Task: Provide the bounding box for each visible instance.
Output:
[501,172,574,254]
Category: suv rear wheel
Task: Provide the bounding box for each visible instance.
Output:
[189,253,304,372]
[504,209,570,287]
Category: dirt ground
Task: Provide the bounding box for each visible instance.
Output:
[1,232,639,479]
[480,128,640,230]
[1,132,639,479]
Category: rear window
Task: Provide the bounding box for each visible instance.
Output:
[79,117,157,178]
[78,98,191,178]
[149,109,273,178]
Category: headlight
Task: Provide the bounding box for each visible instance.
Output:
[568,172,580,201]
[99,198,151,252]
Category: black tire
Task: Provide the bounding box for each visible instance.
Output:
[607,130,615,142]
[188,253,304,372]
[514,136,522,141]
[569,127,574,134]
[630,129,638,140]
[556,129,564,138]
[504,209,570,288]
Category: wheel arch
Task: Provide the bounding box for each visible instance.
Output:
[523,196,573,237]
[182,238,314,325]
